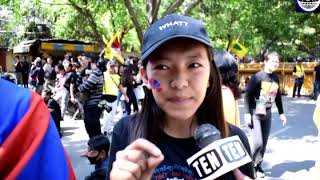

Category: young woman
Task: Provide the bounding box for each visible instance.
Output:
[121,66,139,115]
[214,51,241,127]
[107,14,254,180]
[244,52,287,178]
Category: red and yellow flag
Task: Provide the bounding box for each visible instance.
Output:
[103,32,124,64]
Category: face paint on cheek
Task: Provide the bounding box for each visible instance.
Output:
[148,79,162,92]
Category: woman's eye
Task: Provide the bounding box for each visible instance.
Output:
[189,63,201,68]
[154,65,169,70]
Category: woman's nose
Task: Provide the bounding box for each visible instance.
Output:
[170,71,189,90]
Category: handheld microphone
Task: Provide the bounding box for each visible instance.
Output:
[194,123,221,149]
[187,124,252,180]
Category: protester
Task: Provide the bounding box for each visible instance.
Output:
[63,62,78,117]
[82,134,110,180]
[133,65,145,107]
[107,14,254,180]
[54,64,69,118]
[29,58,45,94]
[0,78,75,179]
[244,51,287,178]
[292,59,305,98]
[42,88,63,137]
[78,54,103,138]
[215,51,241,126]
[43,57,56,90]
[121,66,138,115]
[101,59,128,135]
[13,55,23,85]
[21,56,30,88]
[63,53,71,68]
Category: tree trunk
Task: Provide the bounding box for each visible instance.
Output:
[163,0,185,16]
[146,0,161,24]
[124,0,144,46]
[68,0,103,45]
[257,38,277,62]
[183,0,202,16]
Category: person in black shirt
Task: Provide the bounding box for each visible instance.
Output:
[82,135,110,180]
[14,56,23,85]
[78,54,103,138]
[42,89,63,137]
[121,66,138,115]
[21,56,30,88]
[244,51,287,178]
[313,61,320,100]
[108,14,254,180]
[30,59,45,94]
[64,63,78,103]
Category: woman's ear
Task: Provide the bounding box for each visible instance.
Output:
[140,67,152,89]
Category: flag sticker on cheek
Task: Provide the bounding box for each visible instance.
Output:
[148,79,162,92]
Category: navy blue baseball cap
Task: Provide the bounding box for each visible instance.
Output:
[141,14,213,61]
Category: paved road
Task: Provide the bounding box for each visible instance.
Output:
[239,96,319,179]
[62,96,319,179]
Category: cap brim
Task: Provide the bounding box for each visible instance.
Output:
[141,35,213,61]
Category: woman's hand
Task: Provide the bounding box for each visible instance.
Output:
[124,95,130,103]
[279,113,287,126]
[110,138,164,180]
[233,168,252,180]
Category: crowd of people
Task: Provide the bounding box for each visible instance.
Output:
[1,52,147,179]
[10,53,145,138]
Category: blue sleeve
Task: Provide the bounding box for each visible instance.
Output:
[105,116,131,180]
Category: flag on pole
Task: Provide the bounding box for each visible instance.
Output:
[229,40,248,58]
[103,32,124,64]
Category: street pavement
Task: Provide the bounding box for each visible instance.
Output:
[61,96,319,180]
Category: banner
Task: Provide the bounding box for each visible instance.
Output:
[229,40,248,58]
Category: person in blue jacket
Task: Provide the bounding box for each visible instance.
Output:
[0,78,75,179]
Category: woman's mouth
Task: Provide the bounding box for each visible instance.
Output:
[168,96,192,104]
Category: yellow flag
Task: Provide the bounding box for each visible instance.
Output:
[229,40,248,58]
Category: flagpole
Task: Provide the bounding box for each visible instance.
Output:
[99,49,105,58]
[236,32,242,41]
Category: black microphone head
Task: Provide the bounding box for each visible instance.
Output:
[194,123,221,149]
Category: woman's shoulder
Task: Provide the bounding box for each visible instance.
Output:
[113,114,139,135]
[228,124,249,143]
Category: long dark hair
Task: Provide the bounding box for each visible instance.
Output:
[121,66,134,86]
[130,46,228,144]
[214,51,241,99]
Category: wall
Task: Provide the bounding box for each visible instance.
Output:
[239,62,317,96]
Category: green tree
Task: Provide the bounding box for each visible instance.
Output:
[1,0,319,60]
